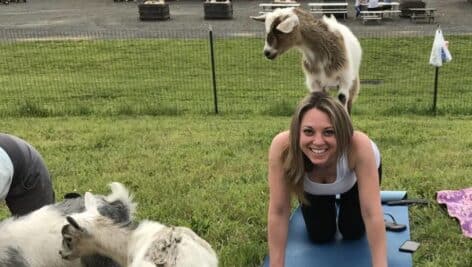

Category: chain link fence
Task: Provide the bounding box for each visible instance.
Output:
[0,28,470,117]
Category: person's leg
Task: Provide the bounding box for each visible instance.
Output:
[338,162,383,240]
[300,193,337,243]
[338,183,365,240]
[5,149,54,216]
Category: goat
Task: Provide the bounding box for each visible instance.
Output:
[59,184,218,267]
[252,7,362,113]
[0,182,133,267]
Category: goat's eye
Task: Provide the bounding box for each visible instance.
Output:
[63,238,72,249]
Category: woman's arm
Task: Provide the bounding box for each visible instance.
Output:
[352,131,387,267]
[267,131,292,267]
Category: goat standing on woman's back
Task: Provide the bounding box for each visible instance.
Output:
[252,7,362,114]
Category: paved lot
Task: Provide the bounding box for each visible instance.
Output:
[0,0,471,39]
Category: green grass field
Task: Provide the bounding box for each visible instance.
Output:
[0,35,471,266]
[1,114,471,266]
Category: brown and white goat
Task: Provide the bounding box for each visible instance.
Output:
[252,8,362,113]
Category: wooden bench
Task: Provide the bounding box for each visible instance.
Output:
[381,10,401,18]
[359,10,383,23]
[362,15,382,24]
[308,2,348,20]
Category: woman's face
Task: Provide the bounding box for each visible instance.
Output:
[299,108,337,167]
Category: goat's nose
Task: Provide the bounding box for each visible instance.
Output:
[264,50,271,58]
[264,50,276,60]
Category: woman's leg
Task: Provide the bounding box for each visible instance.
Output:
[300,193,337,243]
[5,148,54,216]
[338,162,383,240]
[338,183,365,240]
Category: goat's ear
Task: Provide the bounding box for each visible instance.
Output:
[250,14,266,22]
[84,192,98,211]
[276,14,299,34]
[66,216,83,231]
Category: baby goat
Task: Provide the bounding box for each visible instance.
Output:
[0,182,132,267]
[252,7,362,113]
[59,184,218,267]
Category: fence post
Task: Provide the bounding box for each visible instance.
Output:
[432,66,439,114]
[208,25,219,114]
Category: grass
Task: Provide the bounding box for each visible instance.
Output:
[0,35,471,266]
[0,35,471,116]
[0,114,471,266]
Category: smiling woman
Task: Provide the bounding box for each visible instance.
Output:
[266,91,387,267]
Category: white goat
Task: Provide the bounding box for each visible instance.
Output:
[252,7,362,113]
[0,182,132,267]
[59,185,218,267]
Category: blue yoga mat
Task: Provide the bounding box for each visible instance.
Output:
[262,191,412,267]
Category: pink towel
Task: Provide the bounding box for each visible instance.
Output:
[436,188,472,238]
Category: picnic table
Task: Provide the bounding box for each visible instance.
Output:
[359,10,384,24]
[259,2,300,14]
[359,2,402,23]
[359,1,400,18]
[409,7,436,23]
[360,1,400,10]
[308,2,349,20]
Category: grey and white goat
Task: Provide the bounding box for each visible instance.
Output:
[59,183,218,267]
[252,7,362,113]
[0,182,133,267]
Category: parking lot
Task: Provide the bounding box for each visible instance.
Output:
[0,0,471,39]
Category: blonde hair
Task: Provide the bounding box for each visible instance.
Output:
[283,92,353,203]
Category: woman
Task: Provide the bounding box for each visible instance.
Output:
[0,133,55,216]
[267,92,386,267]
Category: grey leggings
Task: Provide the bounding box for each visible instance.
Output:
[1,134,55,216]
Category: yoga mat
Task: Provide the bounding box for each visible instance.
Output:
[380,190,407,203]
[262,191,412,267]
